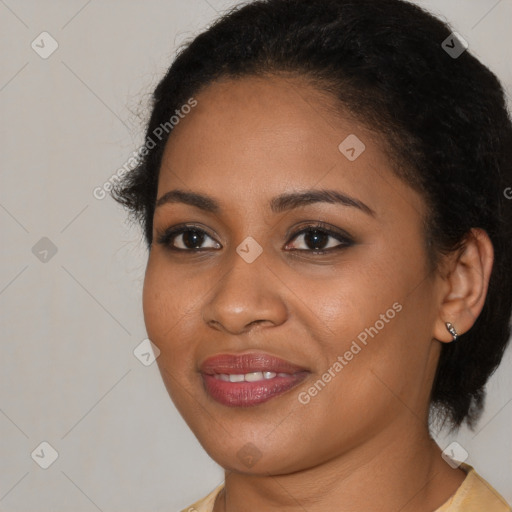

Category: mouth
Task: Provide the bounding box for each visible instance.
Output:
[199,352,310,407]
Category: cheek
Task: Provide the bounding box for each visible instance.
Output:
[305,255,432,416]
[142,266,172,344]
[142,259,203,410]
[318,290,435,434]
[142,255,196,356]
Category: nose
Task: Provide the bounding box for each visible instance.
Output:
[201,252,288,335]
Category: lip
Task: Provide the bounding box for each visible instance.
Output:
[199,351,309,375]
[199,351,310,407]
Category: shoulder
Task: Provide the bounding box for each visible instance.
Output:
[435,463,511,512]
[179,483,224,512]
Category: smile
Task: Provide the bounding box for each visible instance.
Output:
[199,351,310,407]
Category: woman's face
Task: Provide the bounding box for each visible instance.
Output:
[143,75,445,474]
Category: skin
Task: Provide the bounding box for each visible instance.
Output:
[142,75,494,512]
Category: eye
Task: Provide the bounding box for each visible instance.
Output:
[155,221,354,254]
[284,222,354,253]
[156,225,221,251]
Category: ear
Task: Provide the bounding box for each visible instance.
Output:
[433,228,494,343]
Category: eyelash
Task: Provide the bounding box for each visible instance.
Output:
[155,221,354,255]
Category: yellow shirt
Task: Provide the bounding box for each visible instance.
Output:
[179,464,511,512]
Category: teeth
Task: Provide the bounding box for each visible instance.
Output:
[244,372,264,382]
[213,371,286,382]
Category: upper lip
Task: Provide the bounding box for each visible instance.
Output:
[199,351,309,375]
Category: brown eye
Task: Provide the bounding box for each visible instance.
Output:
[157,226,221,251]
[285,224,354,253]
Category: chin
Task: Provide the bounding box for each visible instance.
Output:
[198,432,305,476]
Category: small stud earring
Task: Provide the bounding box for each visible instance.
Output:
[445,321,458,341]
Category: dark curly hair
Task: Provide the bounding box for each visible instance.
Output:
[110,0,512,430]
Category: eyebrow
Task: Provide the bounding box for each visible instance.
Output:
[155,188,376,217]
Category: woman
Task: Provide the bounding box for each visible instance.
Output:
[111,0,512,510]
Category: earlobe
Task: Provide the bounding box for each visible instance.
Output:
[434,228,494,343]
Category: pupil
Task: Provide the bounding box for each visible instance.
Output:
[183,230,204,248]
[306,229,327,250]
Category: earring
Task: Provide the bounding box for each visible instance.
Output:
[445,322,458,342]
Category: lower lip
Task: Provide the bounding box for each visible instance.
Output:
[201,372,309,407]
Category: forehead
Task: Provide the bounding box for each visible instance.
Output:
[166,73,351,152]
[156,75,424,223]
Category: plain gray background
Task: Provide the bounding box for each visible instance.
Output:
[1,1,511,510]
